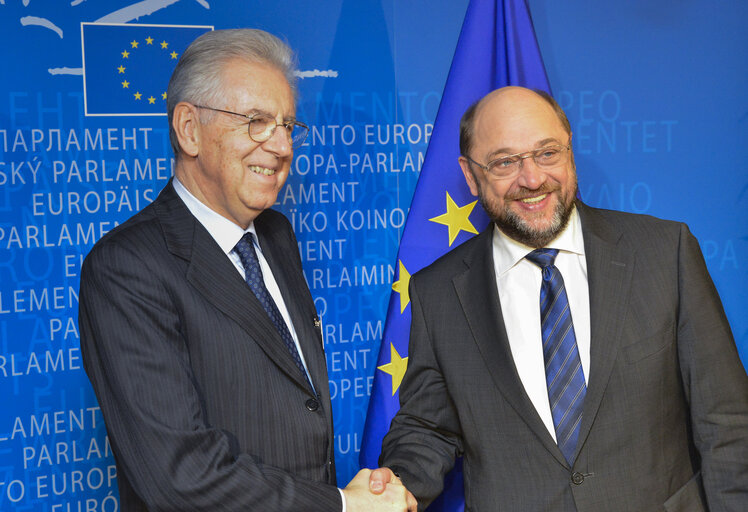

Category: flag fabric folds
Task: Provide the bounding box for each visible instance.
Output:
[360,0,551,509]
[81,23,212,116]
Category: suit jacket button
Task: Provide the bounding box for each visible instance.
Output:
[305,398,320,411]
[571,472,584,485]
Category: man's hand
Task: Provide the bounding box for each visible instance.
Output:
[343,468,417,511]
[368,467,418,511]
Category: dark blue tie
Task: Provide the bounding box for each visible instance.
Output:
[526,248,586,464]
[234,233,310,384]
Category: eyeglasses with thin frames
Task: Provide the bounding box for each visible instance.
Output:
[465,138,572,179]
[194,104,309,148]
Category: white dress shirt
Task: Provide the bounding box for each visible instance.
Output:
[492,205,590,442]
[172,178,313,379]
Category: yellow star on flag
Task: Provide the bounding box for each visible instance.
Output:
[170,51,178,59]
[160,41,168,49]
[134,92,142,100]
[377,343,409,396]
[148,96,156,104]
[117,65,125,73]
[429,191,479,246]
[391,261,411,313]
[130,40,139,48]
[145,36,154,45]
[162,92,168,100]
[121,50,130,58]
[121,80,129,89]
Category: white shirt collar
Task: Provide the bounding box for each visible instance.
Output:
[172,177,257,255]
[492,203,585,277]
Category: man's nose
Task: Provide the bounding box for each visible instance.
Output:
[262,125,293,157]
[515,155,546,189]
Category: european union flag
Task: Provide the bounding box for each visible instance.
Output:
[81,23,213,116]
[360,0,551,510]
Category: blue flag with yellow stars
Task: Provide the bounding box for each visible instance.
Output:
[360,0,551,509]
[81,23,212,116]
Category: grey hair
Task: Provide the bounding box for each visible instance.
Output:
[166,29,298,157]
[459,99,481,158]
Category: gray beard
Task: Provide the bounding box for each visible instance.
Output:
[479,188,576,248]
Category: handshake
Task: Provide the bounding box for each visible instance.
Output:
[342,467,418,511]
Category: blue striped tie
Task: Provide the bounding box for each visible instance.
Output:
[234,233,310,385]
[526,248,586,464]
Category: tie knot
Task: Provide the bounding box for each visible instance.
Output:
[525,248,559,268]
[237,231,256,248]
[234,232,259,269]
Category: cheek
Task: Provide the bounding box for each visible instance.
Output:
[206,140,230,174]
[558,165,575,185]
[490,181,514,200]
[561,168,577,196]
[275,172,289,190]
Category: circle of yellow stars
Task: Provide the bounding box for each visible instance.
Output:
[118,36,179,104]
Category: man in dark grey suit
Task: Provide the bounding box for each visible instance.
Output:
[79,29,410,511]
[369,87,748,510]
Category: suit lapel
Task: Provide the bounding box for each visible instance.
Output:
[574,202,635,457]
[255,216,335,466]
[453,226,568,466]
[155,182,313,392]
[255,215,328,397]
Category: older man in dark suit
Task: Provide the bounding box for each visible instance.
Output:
[369,86,748,511]
[79,29,410,511]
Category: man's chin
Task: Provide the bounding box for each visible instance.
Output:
[497,223,559,248]
[492,202,572,248]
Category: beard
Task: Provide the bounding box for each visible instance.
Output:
[476,179,577,249]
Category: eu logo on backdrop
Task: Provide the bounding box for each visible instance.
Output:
[81,23,213,116]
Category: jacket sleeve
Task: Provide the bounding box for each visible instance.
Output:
[78,236,341,512]
[675,223,748,511]
[379,277,463,510]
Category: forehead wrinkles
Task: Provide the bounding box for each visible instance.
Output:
[222,61,294,115]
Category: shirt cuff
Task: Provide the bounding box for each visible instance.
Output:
[338,487,347,512]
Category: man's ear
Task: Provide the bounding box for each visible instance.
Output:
[458,156,480,197]
[173,102,201,157]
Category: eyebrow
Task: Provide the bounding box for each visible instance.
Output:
[486,137,564,160]
[241,108,296,122]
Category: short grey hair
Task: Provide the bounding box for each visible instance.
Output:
[166,29,298,157]
[459,99,481,158]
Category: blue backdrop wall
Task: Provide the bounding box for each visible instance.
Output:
[1,1,746,510]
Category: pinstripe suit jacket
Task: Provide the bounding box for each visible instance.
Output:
[79,181,341,511]
[380,201,748,511]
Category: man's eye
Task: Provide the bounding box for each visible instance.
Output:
[495,158,515,168]
[538,148,559,159]
[251,117,271,128]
